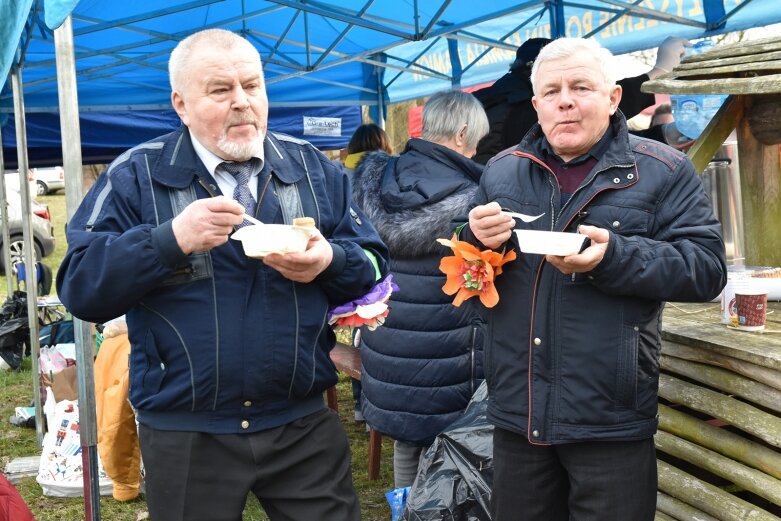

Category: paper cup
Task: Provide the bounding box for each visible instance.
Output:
[735,291,768,331]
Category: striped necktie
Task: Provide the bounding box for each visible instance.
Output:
[220,159,259,228]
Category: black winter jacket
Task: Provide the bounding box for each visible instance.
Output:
[352,139,486,446]
[464,114,726,444]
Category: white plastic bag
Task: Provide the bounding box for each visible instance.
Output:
[36,399,113,497]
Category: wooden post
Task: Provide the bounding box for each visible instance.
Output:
[737,96,781,266]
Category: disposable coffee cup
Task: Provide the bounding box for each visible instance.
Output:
[735,290,768,331]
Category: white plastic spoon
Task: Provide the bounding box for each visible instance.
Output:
[242,214,264,226]
[501,210,545,223]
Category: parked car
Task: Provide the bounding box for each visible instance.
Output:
[0,188,55,274]
[4,169,36,195]
[32,166,65,196]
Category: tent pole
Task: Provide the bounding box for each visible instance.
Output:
[550,0,565,38]
[11,68,44,448]
[0,124,13,294]
[447,38,462,89]
[376,81,386,130]
[54,16,101,521]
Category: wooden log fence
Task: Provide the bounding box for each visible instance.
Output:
[655,302,781,520]
[656,492,720,521]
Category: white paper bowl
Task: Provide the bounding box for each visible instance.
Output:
[514,229,588,256]
[231,224,314,258]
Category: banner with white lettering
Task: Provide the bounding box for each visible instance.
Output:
[386,0,770,103]
[303,116,342,137]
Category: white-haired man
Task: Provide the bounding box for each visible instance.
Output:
[465,37,726,520]
[57,28,389,521]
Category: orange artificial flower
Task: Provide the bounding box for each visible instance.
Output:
[437,234,516,308]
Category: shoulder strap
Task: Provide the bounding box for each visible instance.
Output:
[275,180,304,225]
[274,149,322,226]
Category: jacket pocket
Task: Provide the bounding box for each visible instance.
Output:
[129,330,165,399]
[615,324,639,409]
[161,253,213,286]
[582,203,650,237]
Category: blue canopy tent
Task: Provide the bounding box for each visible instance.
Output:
[2,1,779,166]
[2,1,781,519]
[3,0,779,114]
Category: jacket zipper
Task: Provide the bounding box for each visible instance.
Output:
[469,325,478,395]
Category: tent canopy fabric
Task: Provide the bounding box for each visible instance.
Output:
[2,0,780,115]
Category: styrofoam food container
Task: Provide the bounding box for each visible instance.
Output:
[514,229,588,256]
[231,224,315,258]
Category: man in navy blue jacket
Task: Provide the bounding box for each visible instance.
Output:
[466,37,726,521]
[56,28,388,521]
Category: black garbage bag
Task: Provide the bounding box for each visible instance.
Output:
[0,291,28,323]
[0,292,30,370]
[404,382,493,521]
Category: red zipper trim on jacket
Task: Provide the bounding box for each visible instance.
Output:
[510,150,639,444]
[513,150,557,445]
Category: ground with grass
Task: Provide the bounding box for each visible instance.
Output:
[0,193,396,520]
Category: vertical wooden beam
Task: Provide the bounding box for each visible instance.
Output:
[736,98,781,266]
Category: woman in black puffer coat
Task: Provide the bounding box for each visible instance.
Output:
[351,90,490,488]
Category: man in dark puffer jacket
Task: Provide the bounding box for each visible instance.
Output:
[352,90,489,488]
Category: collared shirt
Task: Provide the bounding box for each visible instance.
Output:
[189,130,266,199]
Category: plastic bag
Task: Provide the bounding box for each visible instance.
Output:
[387,487,410,521]
[36,399,113,497]
[39,346,70,375]
[404,382,493,521]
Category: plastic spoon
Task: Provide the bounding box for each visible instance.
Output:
[501,210,545,223]
[242,213,264,226]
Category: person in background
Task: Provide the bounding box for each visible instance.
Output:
[56,28,388,521]
[343,123,393,179]
[465,37,726,520]
[633,102,694,150]
[650,102,674,126]
[341,123,393,422]
[472,36,689,164]
[351,89,490,488]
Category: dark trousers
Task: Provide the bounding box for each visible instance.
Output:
[491,427,657,521]
[138,409,360,521]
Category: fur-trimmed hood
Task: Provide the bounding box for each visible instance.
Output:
[352,141,482,258]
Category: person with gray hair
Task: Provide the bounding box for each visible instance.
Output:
[351,89,489,488]
[56,28,390,521]
[464,37,726,520]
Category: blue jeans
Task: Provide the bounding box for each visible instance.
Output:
[491,427,657,521]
